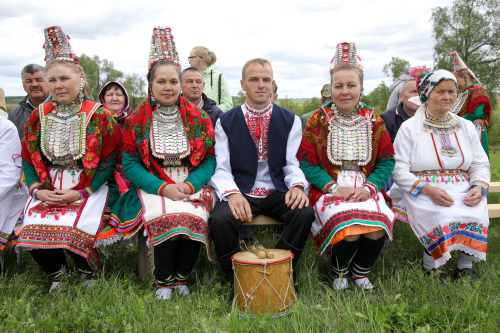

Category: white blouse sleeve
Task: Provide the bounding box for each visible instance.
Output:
[391,121,426,196]
[0,118,23,200]
[464,120,490,194]
[209,119,241,200]
[283,116,309,192]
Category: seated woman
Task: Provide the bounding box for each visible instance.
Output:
[298,42,395,290]
[18,26,121,292]
[0,116,27,271]
[110,27,216,300]
[391,70,490,279]
[450,51,491,156]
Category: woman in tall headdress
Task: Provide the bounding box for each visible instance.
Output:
[110,27,216,300]
[391,70,490,279]
[298,42,396,290]
[450,51,491,156]
[18,26,121,292]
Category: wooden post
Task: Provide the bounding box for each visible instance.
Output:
[137,227,151,280]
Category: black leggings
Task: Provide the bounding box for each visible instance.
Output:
[30,248,95,281]
[153,237,201,288]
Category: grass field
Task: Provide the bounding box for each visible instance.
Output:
[1,153,499,332]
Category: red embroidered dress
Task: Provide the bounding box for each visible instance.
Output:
[19,97,121,271]
[109,95,216,258]
[298,102,396,253]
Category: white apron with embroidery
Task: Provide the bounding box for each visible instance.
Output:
[390,112,490,267]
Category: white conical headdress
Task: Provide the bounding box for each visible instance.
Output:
[148,26,180,70]
[451,51,478,82]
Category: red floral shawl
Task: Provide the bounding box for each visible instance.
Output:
[458,83,491,125]
[22,97,122,190]
[123,95,215,184]
[297,103,394,201]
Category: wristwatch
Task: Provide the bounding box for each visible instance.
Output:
[330,184,340,195]
[76,191,84,201]
[32,189,39,200]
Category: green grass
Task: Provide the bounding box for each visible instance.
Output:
[1,153,499,332]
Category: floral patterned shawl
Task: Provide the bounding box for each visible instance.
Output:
[459,83,491,125]
[21,96,122,190]
[122,94,214,184]
[297,103,394,180]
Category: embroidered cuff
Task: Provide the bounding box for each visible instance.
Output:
[470,181,489,196]
[79,187,94,198]
[290,182,305,190]
[158,182,168,196]
[322,181,336,193]
[362,181,378,195]
[184,181,195,195]
[409,180,428,197]
[221,189,241,200]
[29,181,44,195]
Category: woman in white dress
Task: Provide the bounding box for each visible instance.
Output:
[390,70,490,279]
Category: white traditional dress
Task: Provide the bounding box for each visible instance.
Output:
[0,117,27,254]
[391,111,490,267]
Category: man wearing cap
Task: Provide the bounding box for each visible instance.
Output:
[300,84,332,130]
[8,64,50,140]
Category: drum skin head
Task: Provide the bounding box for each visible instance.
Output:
[232,249,295,315]
[232,249,294,265]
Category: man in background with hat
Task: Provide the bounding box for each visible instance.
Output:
[300,83,332,130]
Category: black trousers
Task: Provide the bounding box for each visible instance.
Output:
[30,248,95,281]
[153,237,201,288]
[209,191,315,282]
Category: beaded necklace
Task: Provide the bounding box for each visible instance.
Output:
[150,103,190,166]
[40,99,86,166]
[326,103,372,167]
[423,111,461,157]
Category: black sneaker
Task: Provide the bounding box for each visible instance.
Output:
[423,268,448,280]
[453,267,477,281]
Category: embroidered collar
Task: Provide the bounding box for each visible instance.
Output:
[244,102,272,117]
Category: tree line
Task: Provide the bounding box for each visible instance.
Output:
[75,0,498,116]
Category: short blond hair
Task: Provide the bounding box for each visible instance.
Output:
[191,46,217,67]
[242,58,273,81]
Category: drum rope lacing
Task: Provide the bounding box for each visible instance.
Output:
[234,242,294,312]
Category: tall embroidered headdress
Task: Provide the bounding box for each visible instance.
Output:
[43,26,78,64]
[330,41,363,73]
[451,51,479,82]
[148,26,180,70]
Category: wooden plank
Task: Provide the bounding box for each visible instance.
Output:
[488,204,500,219]
[137,227,151,279]
[243,215,282,225]
[489,182,500,193]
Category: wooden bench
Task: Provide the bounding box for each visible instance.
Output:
[137,182,500,278]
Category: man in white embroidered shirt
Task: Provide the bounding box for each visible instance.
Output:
[209,58,315,285]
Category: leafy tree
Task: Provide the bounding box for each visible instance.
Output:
[79,54,124,99]
[301,97,322,115]
[363,81,391,114]
[278,95,300,115]
[431,0,500,99]
[235,90,246,106]
[382,56,412,80]
[123,74,146,110]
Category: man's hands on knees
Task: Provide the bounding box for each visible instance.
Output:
[420,184,454,207]
[228,193,253,222]
[285,186,309,210]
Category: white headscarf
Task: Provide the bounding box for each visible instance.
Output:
[411,69,457,115]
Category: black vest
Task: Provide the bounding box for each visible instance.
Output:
[219,104,296,193]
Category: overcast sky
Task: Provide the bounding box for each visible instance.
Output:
[0,0,453,99]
